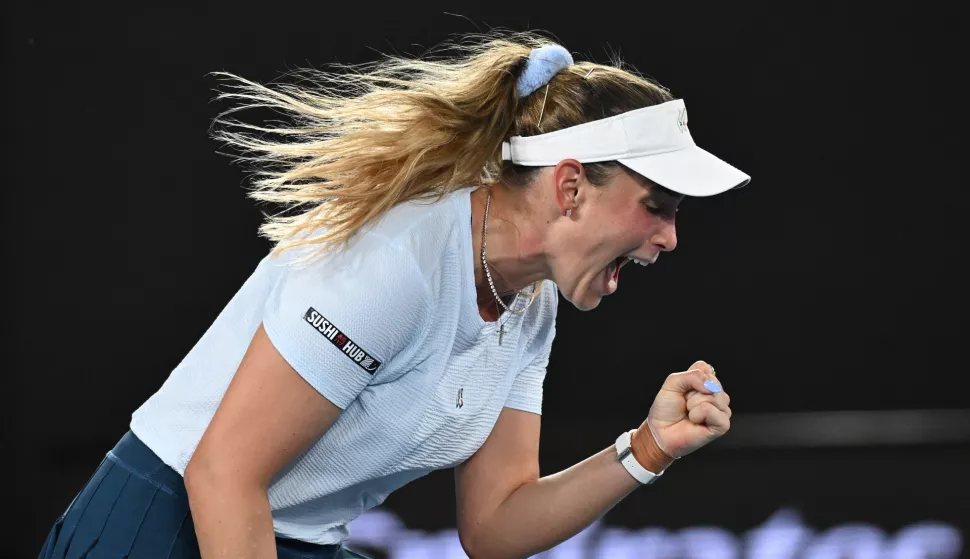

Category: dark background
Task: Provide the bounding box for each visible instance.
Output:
[7,1,968,558]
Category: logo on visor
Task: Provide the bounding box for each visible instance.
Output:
[303,307,382,374]
[677,107,689,133]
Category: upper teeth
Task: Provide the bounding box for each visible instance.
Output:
[629,257,650,267]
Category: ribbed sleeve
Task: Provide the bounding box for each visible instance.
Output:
[262,234,434,409]
[504,298,557,415]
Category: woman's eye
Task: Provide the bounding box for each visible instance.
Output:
[645,205,680,219]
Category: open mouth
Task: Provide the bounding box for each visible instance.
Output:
[604,257,626,294]
[603,256,651,295]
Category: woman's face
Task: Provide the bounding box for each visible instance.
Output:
[550,167,683,311]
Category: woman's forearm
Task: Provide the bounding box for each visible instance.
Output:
[465,444,646,559]
[186,475,278,559]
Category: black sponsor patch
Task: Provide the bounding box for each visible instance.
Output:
[303,307,382,374]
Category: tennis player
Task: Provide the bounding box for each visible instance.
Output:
[40,32,748,559]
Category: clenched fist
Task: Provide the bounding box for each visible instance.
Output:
[632,361,732,469]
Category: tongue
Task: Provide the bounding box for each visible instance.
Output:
[608,259,620,291]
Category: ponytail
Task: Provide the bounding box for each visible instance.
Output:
[212,31,672,259]
[212,33,542,257]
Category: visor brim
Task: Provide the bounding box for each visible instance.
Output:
[619,146,750,197]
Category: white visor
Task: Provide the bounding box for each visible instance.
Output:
[501,99,750,197]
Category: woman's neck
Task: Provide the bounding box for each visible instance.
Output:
[469,184,549,320]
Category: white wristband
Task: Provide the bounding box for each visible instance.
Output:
[615,430,663,485]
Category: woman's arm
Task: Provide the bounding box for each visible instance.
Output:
[454,409,642,559]
[183,324,343,559]
[455,365,729,559]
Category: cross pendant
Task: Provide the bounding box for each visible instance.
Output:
[498,324,504,345]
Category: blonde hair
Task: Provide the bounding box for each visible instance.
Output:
[211,30,673,259]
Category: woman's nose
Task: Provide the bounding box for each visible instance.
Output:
[653,222,678,252]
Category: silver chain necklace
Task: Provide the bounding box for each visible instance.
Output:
[481,190,537,344]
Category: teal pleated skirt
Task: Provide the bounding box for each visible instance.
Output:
[39,431,370,559]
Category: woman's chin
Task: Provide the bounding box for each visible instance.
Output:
[564,285,604,311]
[575,299,602,311]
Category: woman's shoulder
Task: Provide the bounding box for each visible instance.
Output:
[279,187,472,266]
[363,187,474,273]
[368,187,473,242]
[266,188,472,313]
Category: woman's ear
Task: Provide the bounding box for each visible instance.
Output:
[553,159,585,215]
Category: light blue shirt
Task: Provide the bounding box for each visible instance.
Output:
[130,187,558,544]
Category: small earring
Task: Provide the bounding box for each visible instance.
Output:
[566,209,573,217]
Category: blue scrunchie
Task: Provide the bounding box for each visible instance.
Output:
[516,44,574,98]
